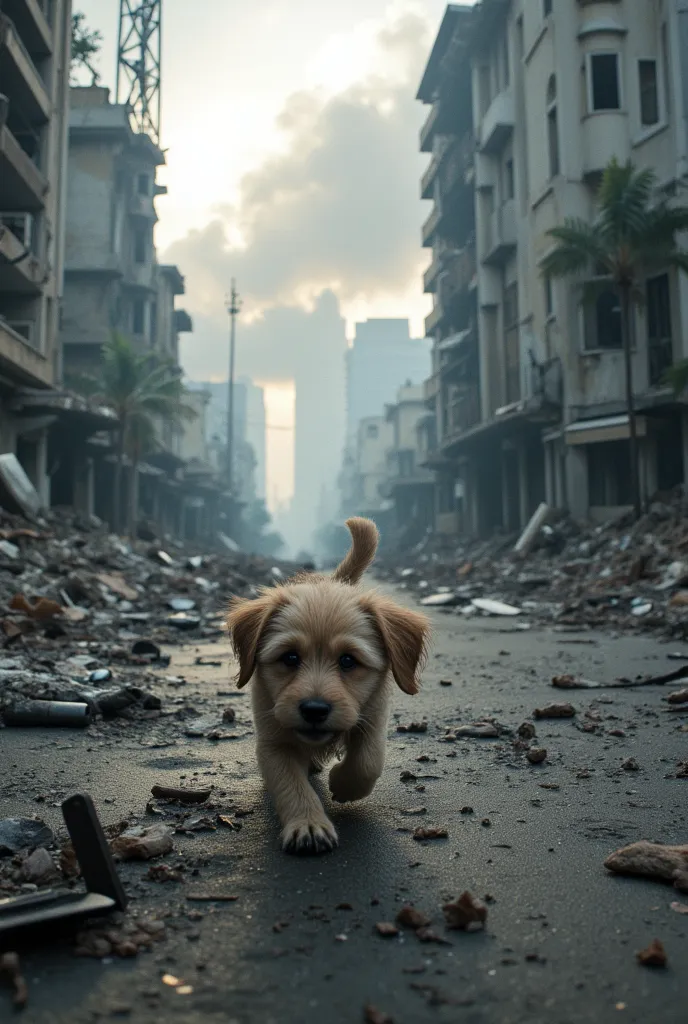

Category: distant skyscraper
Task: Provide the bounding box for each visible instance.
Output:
[188,378,267,499]
[345,320,431,441]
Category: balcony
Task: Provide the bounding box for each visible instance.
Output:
[421,204,442,248]
[124,263,155,290]
[482,199,517,266]
[0,217,44,294]
[581,111,628,179]
[0,125,47,211]
[423,374,439,408]
[441,389,481,447]
[0,15,51,125]
[2,0,52,58]
[129,193,158,220]
[420,136,450,200]
[424,300,445,337]
[443,133,476,193]
[175,309,193,333]
[440,246,476,307]
[420,101,441,153]
[0,316,51,387]
[479,88,514,155]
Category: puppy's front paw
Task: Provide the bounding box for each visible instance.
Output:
[329,763,378,804]
[281,818,338,856]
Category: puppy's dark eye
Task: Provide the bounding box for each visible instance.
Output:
[281,651,301,669]
[339,653,357,672]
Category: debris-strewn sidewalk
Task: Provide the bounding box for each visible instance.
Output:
[0,507,299,732]
[376,492,688,638]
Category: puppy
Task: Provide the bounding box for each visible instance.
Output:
[227,517,430,855]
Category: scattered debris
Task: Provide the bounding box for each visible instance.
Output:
[111,824,173,861]
[667,688,688,704]
[526,747,547,765]
[670,902,688,914]
[20,847,57,884]
[471,598,521,617]
[442,892,488,931]
[604,841,688,891]
[396,906,431,930]
[534,702,576,719]
[412,827,448,841]
[636,939,667,968]
[396,721,427,734]
[150,785,212,805]
[443,722,499,739]
[375,922,399,938]
[364,1005,394,1024]
[621,758,640,772]
[0,817,53,856]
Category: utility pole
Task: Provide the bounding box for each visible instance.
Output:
[225,280,241,496]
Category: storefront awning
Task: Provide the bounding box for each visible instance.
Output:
[565,414,647,446]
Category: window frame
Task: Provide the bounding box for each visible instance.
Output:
[581,280,624,353]
[637,56,662,129]
[586,51,623,114]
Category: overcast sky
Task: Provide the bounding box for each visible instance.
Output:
[73,0,464,515]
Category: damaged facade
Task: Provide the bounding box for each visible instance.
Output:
[58,85,220,537]
[418,0,688,538]
[0,0,72,504]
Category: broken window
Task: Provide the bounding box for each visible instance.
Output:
[588,441,632,507]
[584,287,622,350]
[132,299,146,335]
[137,174,150,195]
[503,282,520,403]
[133,226,148,264]
[638,59,660,126]
[647,273,672,385]
[543,0,552,16]
[589,53,621,112]
[366,424,379,439]
[398,450,415,477]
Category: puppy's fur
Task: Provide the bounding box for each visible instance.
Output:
[227,518,430,855]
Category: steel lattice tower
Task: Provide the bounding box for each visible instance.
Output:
[116,0,162,144]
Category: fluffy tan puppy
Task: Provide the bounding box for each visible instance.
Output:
[227,517,430,854]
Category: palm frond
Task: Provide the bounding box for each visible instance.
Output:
[597,159,656,242]
[541,220,606,278]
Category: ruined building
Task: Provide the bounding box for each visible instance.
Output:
[420,0,688,535]
[0,0,73,503]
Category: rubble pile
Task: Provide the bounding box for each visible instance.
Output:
[0,507,299,728]
[378,494,688,637]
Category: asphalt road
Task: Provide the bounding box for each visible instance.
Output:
[1,588,687,1024]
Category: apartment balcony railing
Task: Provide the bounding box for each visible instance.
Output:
[424,300,444,336]
[421,204,442,247]
[479,87,514,154]
[421,135,450,200]
[420,100,441,153]
[482,199,516,265]
[439,245,476,307]
[442,388,481,443]
[423,373,439,407]
[0,14,50,124]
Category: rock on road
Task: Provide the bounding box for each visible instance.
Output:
[1,588,687,1023]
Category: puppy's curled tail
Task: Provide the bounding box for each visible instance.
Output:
[332,517,380,586]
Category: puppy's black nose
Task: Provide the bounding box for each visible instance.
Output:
[299,700,332,725]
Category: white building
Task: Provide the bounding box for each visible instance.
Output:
[420,0,688,534]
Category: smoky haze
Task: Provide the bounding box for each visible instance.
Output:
[166,10,433,551]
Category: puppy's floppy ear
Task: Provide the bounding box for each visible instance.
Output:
[227,590,285,688]
[361,595,430,695]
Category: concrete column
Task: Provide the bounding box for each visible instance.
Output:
[517,438,529,530]
[566,445,588,521]
[641,436,658,506]
[544,442,554,507]
[74,456,94,515]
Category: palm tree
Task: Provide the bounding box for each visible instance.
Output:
[98,333,196,536]
[540,158,688,520]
